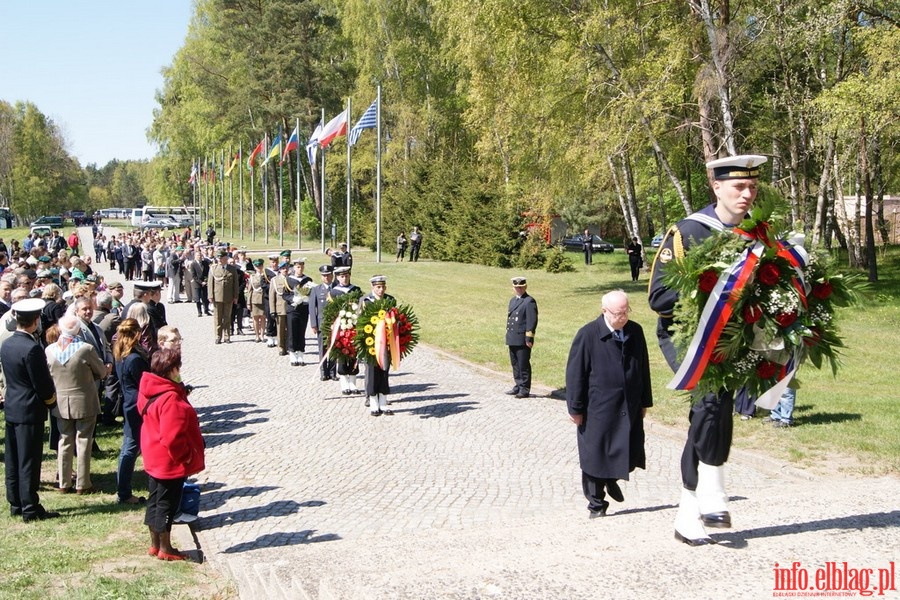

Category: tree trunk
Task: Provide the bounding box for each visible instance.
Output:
[690,0,737,155]
[811,136,836,247]
[858,118,878,282]
[620,153,641,240]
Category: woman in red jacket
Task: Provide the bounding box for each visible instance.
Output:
[137,348,205,561]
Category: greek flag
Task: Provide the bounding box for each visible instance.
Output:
[306,124,322,165]
[348,98,377,146]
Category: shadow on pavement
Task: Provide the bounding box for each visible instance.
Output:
[407,398,478,418]
[204,431,256,448]
[199,485,282,511]
[222,529,342,553]
[197,499,304,530]
[390,382,437,394]
[713,510,900,549]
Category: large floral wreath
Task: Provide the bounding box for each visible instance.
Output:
[353,298,420,369]
[663,198,862,408]
[321,291,363,362]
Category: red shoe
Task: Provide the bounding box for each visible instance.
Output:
[158,550,186,561]
[148,547,159,556]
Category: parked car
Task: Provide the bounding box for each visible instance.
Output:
[30,225,53,238]
[140,217,179,231]
[561,234,615,253]
[651,234,664,248]
[30,215,64,229]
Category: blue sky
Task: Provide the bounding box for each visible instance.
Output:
[0,1,191,167]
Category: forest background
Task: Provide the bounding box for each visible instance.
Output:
[0,0,897,276]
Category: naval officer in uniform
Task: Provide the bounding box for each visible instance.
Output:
[505,276,538,399]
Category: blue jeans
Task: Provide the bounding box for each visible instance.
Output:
[116,403,142,501]
[770,388,796,424]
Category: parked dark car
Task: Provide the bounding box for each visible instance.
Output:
[30,215,64,228]
[561,234,615,253]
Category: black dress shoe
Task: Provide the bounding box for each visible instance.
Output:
[10,507,22,517]
[515,391,530,398]
[606,480,625,503]
[370,410,382,417]
[382,409,394,416]
[23,510,61,522]
[674,530,716,546]
[589,502,609,519]
[504,388,519,396]
[700,511,731,528]
[320,375,330,381]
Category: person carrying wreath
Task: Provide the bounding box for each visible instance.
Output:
[361,275,395,416]
[648,154,767,546]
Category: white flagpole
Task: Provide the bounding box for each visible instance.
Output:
[295,117,301,250]
[228,145,234,239]
[376,85,382,263]
[238,145,244,239]
[320,108,326,252]
[250,142,256,242]
[345,96,352,250]
[264,133,269,245]
[278,125,284,248]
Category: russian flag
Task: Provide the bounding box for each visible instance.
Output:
[281,126,299,164]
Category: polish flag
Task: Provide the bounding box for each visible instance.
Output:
[318,109,348,148]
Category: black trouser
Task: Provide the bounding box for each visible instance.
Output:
[194,285,209,315]
[5,421,45,517]
[144,476,185,533]
[629,258,641,281]
[582,472,617,512]
[584,247,593,265]
[680,390,734,490]
[317,331,335,379]
[365,362,390,396]
[287,304,309,352]
[508,344,532,393]
[265,305,277,337]
[409,243,421,262]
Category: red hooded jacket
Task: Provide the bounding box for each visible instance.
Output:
[137,372,205,480]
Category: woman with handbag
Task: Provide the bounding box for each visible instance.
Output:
[137,348,205,561]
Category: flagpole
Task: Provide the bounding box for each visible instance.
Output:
[220,149,226,242]
[296,117,301,250]
[320,108,326,252]
[264,133,269,245]
[204,155,210,235]
[250,145,256,242]
[345,96,352,250]
[228,145,234,240]
[376,85,382,263]
[278,124,284,248]
[238,145,244,240]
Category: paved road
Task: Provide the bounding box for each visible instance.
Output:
[85,230,899,599]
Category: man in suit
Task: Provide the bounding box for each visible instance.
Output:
[165,246,184,303]
[309,264,336,381]
[2,298,59,522]
[190,248,212,317]
[505,276,538,399]
[566,290,652,518]
[209,248,241,344]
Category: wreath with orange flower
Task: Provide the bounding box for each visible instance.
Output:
[353,298,419,367]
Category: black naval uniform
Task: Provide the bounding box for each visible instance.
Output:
[309,278,336,380]
[361,293,395,397]
[3,330,57,520]
[648,203,734,491]
[286,273,313,355]
[263,265,278,340]
[506,292,538,396]
[330,282,361,379]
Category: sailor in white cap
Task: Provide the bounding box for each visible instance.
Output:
[361,275,395,415]
[285,257,313,366]
[330,266,361,394]
[3,298,59,521]
[648,154,768,546]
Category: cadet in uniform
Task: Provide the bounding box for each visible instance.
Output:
[330,266,361,394]
[361,275,395,416]
[285,258,313,366]
[209,248,241,344]
[648,154,768,546]
[505,276,538,399]
[247,259,267,342]
[269,260,291,356]
[309,265,336,381]
[263,253,278,346]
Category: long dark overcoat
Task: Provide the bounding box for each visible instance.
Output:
[565,317,653,479]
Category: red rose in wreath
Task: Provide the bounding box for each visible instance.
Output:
[742,303,763,324]
[757,263,780,286]
[775,311,798,328]
[756,360,779,379]
[698,270,718,294]
[709,350,726,365]
[812,281,833,300]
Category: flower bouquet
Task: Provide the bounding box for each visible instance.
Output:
[353,298,420,369]
[663,198,862,408]
[321,291,363,362]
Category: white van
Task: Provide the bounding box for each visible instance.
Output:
[131,208,144,227]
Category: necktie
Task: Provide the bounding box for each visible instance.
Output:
[614,330,624,342]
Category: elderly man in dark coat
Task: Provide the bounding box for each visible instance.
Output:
[566,289,652,518]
